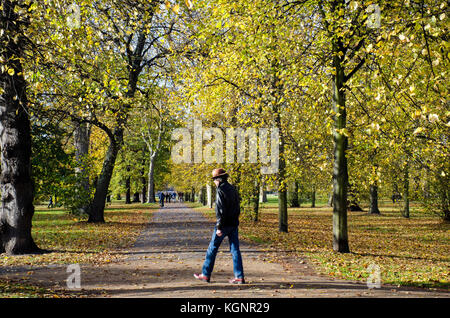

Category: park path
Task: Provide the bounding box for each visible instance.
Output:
[1,202,448,298]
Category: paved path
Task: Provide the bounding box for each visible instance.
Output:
[1,202,448,298]
[91,203,450,298]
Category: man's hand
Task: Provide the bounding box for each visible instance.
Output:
[216,229,223,237]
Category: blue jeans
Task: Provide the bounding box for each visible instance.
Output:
[202,226,244,279]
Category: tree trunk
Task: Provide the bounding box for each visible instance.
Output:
[259,182,267,203]
[0,0,40,254]
[278,138,288,232]
[207,182,213,208]
[278,190,288,232]
[147,153,156,203]
[252,180,260,222]
[88,128,123,222]
[402,161,410,218]
[274,94,288,232]
[291,181,300,207]
[200,186,207,205]
[311,185,316,208]
[348,184,363,211]
[125,166,131,205]
[331,35,350,253]
[328,191,333,207]
[369,183,380,214]
[141,173,147,203]
[73,121,91,213]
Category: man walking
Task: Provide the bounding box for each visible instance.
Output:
[194,168,245,284]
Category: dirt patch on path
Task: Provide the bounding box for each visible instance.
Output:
[1,203,448,298]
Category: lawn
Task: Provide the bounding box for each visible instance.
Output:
[193,197,450,290]
[0,202,159,267]
[0,201,159,297]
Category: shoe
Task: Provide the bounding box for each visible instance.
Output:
[229,277,245,284]
[194,273,210,283]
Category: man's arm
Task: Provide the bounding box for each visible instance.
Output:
[215,188,226,231]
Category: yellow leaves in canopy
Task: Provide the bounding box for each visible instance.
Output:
[413,127,424,135]
[185,0,193,9]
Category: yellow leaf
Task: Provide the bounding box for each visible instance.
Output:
[172,4,180,14]
[7,68,14,76]
[185,0,193,9]
[413,127,424,135]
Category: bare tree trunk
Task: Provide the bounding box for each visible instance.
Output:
[274,86,287,233]
[73,121,91,213]
[311,185,316,208]
[327,190,333,206]
[259,182,267,203]
[403,161,410,218]
[0,0,39,254]
[291,180,300,207]
[141,168,147,203]
[331,27,350,253]
[207,182,213,208]
[369,183,380,214]
[278,143,288,232]
[88,128,123,223]
[125,170,131,205]
[252,180,260,222]
[147,153,157,203]
[200,186,207,205]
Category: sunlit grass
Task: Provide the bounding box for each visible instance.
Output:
[194,199,450,289]
[0,202,159,266]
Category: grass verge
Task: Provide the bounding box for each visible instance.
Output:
[193,200,449,290]
[1,202,159,266]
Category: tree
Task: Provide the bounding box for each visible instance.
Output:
[0,0,39,254]
[31,120,90,213]
[28,0,186,222]
[138,91,173,203]
[315,0,388,252]
[73,120,92,213]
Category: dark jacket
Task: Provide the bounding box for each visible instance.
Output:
[215,180,240,230]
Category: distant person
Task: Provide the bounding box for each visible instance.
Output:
[158,192,165,207]
[48,196,53,208]
[194,168,245,284]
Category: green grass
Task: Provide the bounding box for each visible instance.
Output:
[0,280,60,298]
[1,202,160,297]
[194,196,450,290]
[1,202,159,266]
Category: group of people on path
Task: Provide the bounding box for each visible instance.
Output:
[157,191,184,207]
